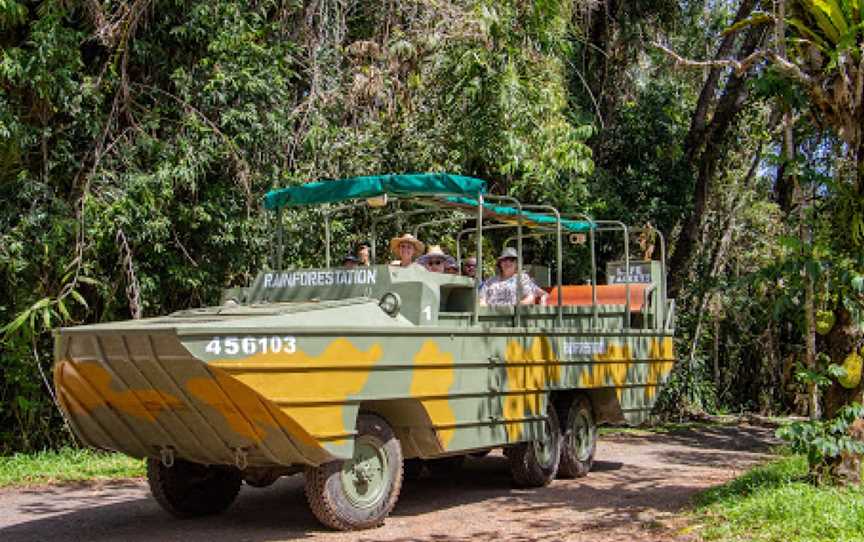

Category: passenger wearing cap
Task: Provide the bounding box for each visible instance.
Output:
[417,245,455,273]
[389,233,425,267]
[479,247,547,306]
[342,253,360,269]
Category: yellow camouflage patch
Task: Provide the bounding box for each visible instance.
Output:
[210,338,382,445]
[580,343,634,400]
[502,336,560,441]
[54,359,182,422]
[410,341,456,449]
[646,338,675,400]
[186,366,319,449]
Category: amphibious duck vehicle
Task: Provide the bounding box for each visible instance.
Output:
[53,173,676,530]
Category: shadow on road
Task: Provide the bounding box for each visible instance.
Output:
[0,424,777,542]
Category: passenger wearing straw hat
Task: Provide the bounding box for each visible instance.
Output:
[389,233,425,267]
[479,247,547,306]
[417,245,455,273]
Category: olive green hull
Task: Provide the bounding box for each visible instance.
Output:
[54,316,674,468]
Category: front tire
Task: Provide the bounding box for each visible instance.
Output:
[146,458,242,518]
[305,413,403,530]
[508,403,561,487]
[558,396,597,478]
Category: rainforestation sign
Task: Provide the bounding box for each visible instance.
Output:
[263,269,378,288]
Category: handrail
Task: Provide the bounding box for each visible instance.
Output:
[664,299,676,331]
[519,203,563,327]
[484,194,525,327]
[593,220,630,329]
[276,185,672,335]
[458,220,570,326]
[625,226,667,330]
[370,204,453,264]
[412,213,474,238]
[322,201,375,267]
[559,212,598,328]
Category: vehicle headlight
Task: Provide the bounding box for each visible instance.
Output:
[379,292,401,316]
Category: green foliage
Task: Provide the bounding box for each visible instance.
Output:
[588,79,694,232]
[653,356,718,418]
[694,454,864,542]
[0,447,144,487]
[777,403,864,480]
[0,0,594,452]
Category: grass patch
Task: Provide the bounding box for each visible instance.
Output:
[692,454,864,542]
[0,447,145,488]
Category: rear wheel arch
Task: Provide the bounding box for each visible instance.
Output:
[357,399,439,459]
[552,388,624,425]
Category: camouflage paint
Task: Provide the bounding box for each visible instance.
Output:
[53,265,676,466]
[409,341,457,448]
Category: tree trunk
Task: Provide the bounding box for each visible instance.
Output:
[781,110,819,420]
[824,307,864,419]
[668,22,766,296]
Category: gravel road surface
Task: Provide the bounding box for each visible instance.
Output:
[0,424,776,542]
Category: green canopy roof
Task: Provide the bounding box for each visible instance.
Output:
[444,196,594,232]
[265,173,486,209]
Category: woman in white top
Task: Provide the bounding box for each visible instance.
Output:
[479,247,548,306]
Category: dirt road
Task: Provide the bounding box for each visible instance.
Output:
[0,424,776,542]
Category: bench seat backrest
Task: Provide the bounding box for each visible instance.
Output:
[545,284,649,311]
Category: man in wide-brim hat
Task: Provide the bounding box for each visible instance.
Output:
[389,233,425,267]
[417,245,455,273]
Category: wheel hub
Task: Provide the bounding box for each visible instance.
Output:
[534,418,556,467]
[340,435,389,508]
[572,411,592,461]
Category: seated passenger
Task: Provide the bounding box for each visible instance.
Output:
[389,233,425,267]
[461,256,477,278]
[342,254,360,269]
[417,245,455,273]
[444,261,459,275]
[479,247,548,306]
[355,241,371,266]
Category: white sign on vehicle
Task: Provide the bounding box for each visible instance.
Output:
[609,264,652,284]
[563,339,606,356]
[263,269,377,288]
[205,336,297,356]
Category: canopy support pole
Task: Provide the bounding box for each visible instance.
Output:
[371,220,377,265]
[555,214,563,327]
[624,224,630,329]
[590,226,597,329]
[276,207,284,270]
[324,210,331,268]
[473,193,483,326]
[516,208,523,328]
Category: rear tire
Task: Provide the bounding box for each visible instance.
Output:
[305,413,403,530]
[558,396,597,479]
[147,458,241,518]
[509,403,561,487]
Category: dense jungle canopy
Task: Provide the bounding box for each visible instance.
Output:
[3,0,864,453]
